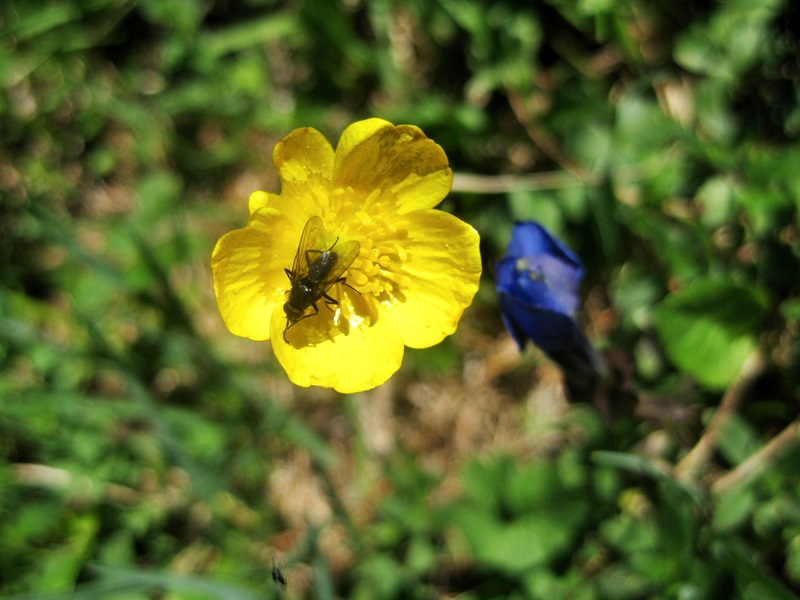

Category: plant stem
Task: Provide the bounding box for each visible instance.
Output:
[451,171,586,194]
[673,350,765,483]
[712,417,800,496]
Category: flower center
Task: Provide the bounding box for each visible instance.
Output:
[328,187,412,307]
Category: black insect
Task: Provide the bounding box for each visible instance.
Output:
[272,559,287,587]
[283,215,360,342]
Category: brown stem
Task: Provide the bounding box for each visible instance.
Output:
[14,462,143,504]
[451,171,586,194]
[711,417,800,496]
[673,350,766,483]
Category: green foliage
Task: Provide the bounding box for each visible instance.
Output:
[453,454,591,572]
[653,278,768,390]
[2,0,800,598]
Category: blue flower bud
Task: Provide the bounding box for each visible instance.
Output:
[497,222,604,398]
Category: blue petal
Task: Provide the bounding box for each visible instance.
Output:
[497,255,580,317]
[497,221,586,348]
[496,222,583,319]
[499,293,585,353]
[507,222,583,274]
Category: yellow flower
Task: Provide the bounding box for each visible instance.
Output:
[211,118,482,393]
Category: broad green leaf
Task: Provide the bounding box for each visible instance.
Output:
[652,277,768,390]
[712,487,756,533]
[453,505,584,572]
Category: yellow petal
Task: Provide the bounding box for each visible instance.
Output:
[385,210,482,348]
[262,127,334,214]
[248,190,272,213]
[333,119,453,213]
[211,208,300,340]
[270,301,405,393]
[250,189,324,241]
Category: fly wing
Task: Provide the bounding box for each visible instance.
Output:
[291,216,325,278]
[320,239,361,291]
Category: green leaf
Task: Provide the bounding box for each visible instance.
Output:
[200,13,300,59]
[712,487,756,533]
[453,505,584,572]
[716,413,761,466]
[786,534,800,587]
[38,515,99,592]
[652,277,768,390]
[455,456,591,573]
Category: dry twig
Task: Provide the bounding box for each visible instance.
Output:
[673,350,766,483]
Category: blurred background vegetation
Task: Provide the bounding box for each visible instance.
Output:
[2,0,800,598]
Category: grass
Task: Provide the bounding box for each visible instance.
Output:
[2,0,800,598]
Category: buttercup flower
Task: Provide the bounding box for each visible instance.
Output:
[212,119,482,393]
[496,221,603,397]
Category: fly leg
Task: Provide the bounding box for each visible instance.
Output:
[321,277,360,315]
[334,276,361,295]
[304,248,322,266]
[318,278,360,317]
[283,302,320,343]
[321,293,340,312]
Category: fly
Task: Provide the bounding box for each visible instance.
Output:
[283,215,360,342]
